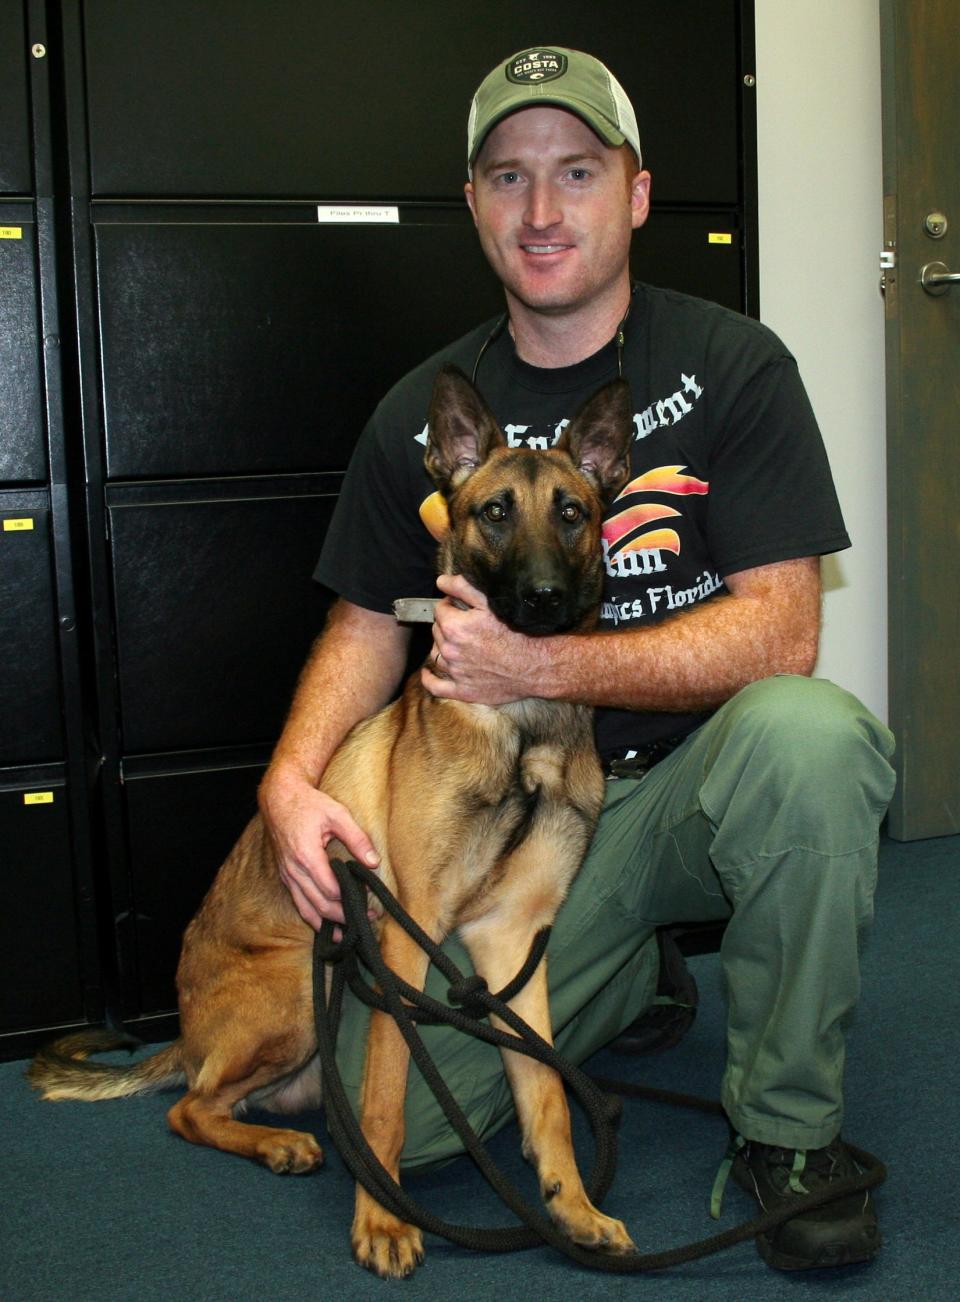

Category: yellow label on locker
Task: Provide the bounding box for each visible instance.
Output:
[3,518,35,531]
[708,232,733,245]
[0,227,23,239]
[23,792,55,805]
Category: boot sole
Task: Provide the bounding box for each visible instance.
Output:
[756,1229,881,1271]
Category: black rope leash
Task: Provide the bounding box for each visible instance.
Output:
[313,859,888,1273]
[314,860,621,1260]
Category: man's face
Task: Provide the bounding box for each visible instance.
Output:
[465,106,650,321]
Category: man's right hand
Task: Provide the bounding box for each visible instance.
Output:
[259,766,380,931]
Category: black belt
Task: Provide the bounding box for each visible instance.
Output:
[602,733,689,780]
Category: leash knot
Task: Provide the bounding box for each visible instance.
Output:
[315,917,359,964]
[447,973,489,1016]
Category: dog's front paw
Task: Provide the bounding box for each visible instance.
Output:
[351,1203,425,1279]
[569,1207,635,1255]
[543,1179,636,1254]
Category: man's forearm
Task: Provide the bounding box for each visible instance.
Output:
[538,559,822,712]
[259,599,409,927]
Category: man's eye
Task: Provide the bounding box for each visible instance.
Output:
[483,502,507,523]
[497,171,521,185]
[567,167,591,181]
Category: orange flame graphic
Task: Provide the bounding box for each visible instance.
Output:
[604,465,708,559]
[616,466,710,499]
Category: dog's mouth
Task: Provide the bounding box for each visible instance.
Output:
[488,584,596,638]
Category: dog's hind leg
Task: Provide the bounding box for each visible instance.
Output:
[168,947,323,1174]
[167,1041,324,1174]
[460,858,636,1255]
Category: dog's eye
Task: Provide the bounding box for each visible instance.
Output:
[483,502,507,523]
[560,503,582,523]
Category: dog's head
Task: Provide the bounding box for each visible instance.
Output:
[424,365,632,635]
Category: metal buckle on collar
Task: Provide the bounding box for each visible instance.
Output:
[603,734,687,781]
[605,749,659,780]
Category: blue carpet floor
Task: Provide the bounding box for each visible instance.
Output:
[3,834,958,1300]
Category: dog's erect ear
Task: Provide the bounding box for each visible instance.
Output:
[424,365,506,493]
[557,378,634,501]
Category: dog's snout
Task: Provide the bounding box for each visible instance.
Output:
[522,585,564,615]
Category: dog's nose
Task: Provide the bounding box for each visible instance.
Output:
[522,585,564,615]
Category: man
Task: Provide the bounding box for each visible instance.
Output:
[259,47,896,1271]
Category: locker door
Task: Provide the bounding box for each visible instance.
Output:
[0,211,46,482]
[631,211,745,312]
[0,2,31,195]
[108,488,336,752]
[0,500,62,762]
[94,211,504,478]
[81,0,742,206]
[121,760,266,1013]
[0,773,83,1032]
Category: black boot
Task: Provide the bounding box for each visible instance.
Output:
[727,1134,881,1270]
[609,927,699,1054]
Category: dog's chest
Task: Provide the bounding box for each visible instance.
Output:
[462,701,597,842]
[441,703,601,927]
[465,700,585,794]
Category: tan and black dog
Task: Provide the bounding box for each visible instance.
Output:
[30,365,636,1278]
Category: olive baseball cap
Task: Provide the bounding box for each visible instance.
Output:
[467,46,642,174]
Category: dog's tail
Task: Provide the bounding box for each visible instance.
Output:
[27,1028,186,1102]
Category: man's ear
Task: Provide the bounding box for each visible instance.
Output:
[630,169,652,231]
[557,378,634,502]
[464,180,479,228]
[424,364,505,494]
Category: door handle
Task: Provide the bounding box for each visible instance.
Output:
[920,261,960,296]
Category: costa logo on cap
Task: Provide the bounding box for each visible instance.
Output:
[506,49,568,84]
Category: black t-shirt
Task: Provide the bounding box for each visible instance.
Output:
[315,283,850,757]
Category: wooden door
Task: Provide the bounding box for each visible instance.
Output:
[881,0,960,840]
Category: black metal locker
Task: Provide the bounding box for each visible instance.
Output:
[0,1,105,1049]
[95,211,505,479]
[0,3,32,196]
[81,0,742,205]
[120,760,266,1013]
[0,770,84,1032]
[108,486,336,752]
[0,499,62,762]
[0,0,756,1037]
[0,210,46,482]
[630,210,745,313]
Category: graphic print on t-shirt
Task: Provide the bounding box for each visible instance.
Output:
[599,461,723,627]
[603,465,709,563]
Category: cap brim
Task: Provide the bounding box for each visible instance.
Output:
[469,96,627,168]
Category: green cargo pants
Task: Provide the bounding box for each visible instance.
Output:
[331,675,896,1169]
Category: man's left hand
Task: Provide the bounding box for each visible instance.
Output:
[422,573,540,704]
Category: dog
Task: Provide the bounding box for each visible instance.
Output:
[30,364,636,1278]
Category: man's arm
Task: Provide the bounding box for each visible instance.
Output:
[423,557,821,711]
[259,598,410,928]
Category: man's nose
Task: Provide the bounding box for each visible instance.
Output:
[523,179,562,231]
